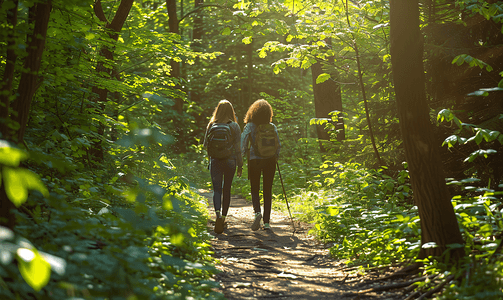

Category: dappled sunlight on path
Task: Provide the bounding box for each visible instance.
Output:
[199,190,404,300]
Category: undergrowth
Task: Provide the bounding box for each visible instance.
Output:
[0,136,223,299]
[161,110,503,299]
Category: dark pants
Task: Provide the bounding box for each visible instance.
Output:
[249,157,276,224]
[210,157,236,216]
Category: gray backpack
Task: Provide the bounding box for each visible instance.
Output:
[207,123,233,159]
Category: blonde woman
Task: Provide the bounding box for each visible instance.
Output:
[203,100,243,234]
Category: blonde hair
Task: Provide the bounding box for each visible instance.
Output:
[208,100,237,129]
[243,99,273,125]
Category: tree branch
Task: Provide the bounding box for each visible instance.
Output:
[348,274,437,295]
[109,0,134,33]
[416,275,454,300]
[179,4,239,24]
[93,0,108,23]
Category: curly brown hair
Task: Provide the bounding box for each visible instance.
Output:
[243,99,273,125]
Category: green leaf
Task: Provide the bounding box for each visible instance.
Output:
[170,233,184,246]
[221,27,231,35]
[284,0,301,13]
[467,90,489,97]
[242,36,252,44]
[327,206,339,216]
[0,141,28,167]
[485,130,500,142]
[17,248,51,292]
[3,167,49,207]
[452,54,467,66]
[479,223,493,238]
[475,131,484,144]
[437,109,453,122]
[143,93,175,106]
[39,252,66,276]
[443,135,458,147]
[316,73,331,84]
[464,150,489,162]
[446,243,464,249]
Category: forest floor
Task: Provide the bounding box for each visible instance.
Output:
[199,191,417,300]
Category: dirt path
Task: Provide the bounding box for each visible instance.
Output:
[200,191,409,300]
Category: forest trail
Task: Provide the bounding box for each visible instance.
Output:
[199,191,407,300]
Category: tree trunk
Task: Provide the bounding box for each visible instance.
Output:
[12,0,52,143]
[311,61,344,152]
[1,0,51,230]
[91,0,134,161]
[246,42,253,106]
[193,0,203,49]
[344,0,381,166]
[190,0,203,122]
[167,0,183,114]
[389,0,464,260]
[0,0,18,141]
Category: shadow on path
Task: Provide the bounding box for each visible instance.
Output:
[199,191,394,300]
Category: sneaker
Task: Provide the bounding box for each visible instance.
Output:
[251,212,262,231]
[263,223,270,230]
[214,217,224,234]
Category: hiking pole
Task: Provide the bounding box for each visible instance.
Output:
[276,161,296,234]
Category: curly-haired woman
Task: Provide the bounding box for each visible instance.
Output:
[241,99,280,230]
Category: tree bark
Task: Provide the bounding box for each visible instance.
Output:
[167,0,183,114]
[1,0,51,230]
[92,0,134,102]
[90,0,134,161]
[389,0,464,260]
[246,42,253,106]
[311,61,344,152]
[190,0,203,119]
[193,0,203,49]
[12,0,52,143]
[0,0,18,141]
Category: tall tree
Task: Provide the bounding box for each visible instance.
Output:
[0,0,52,230]
[12,0,52,143]
[167,0,183,114]
[90,0,134,161]
[311,61,343,152]
[344,0,381,166]
[0,0,18,140]
[191,0,203,112]
[389,0,464,259]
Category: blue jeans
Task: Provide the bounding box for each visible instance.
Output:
[210,157,236,216]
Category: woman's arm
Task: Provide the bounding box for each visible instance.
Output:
[241,123,252,159]
[232,122,243,168]
[203,123,211,149]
